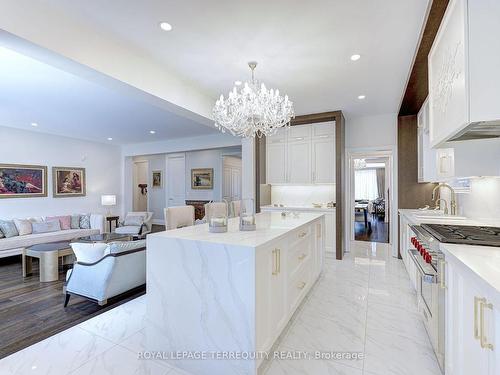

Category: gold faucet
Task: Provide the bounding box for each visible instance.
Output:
[432,183,457,215]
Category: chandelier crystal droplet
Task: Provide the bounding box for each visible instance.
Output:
[213,61,295,138]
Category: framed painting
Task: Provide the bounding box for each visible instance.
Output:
[0,164,48,198]
[191,168,214,190]
[152,170,162,188]
[52,167,86,198]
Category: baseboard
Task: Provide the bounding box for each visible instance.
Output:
[152,219,165,225]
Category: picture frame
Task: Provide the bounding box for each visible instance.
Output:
[52,167,86,198]
[152,170,162,188]
[0,164,48,198]
[191,168,214,190]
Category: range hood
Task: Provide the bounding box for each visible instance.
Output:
[449,121,500,142]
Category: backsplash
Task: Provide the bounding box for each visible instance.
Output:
[270,185,335,206]
[440,177,500,220]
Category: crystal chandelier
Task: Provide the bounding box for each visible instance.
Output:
[354,159,367,169]
[213,61,295,138]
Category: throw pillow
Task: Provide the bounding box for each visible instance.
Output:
[32,220,61,234]
[0,220,19,238]
[70,214,81,229]
[79,214,91,229]
[45,216,71,230]
[124,215,144,226]
[13,219,33,236]
[71,242,108,263]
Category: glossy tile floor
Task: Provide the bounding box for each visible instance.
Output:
[0,241,441,375]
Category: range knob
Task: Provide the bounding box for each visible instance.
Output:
[425,253,432,263]
[411,237,416,246]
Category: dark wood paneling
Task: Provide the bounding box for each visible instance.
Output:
[397,115,437,256]
[399,0,449,116]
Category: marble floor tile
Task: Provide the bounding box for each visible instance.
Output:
[363,327,441,375]
[77,296,147,344]
[0,326,115,375]
[265,358,362,375]
[69,344,171,375]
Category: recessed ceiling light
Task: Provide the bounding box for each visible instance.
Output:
[351,54,361,61]
[31,122,38,127]
[358,95,366,100]
[234,80,242,86]
[149,130,156,134]
[159,22,172,31]
[107,137,113,141]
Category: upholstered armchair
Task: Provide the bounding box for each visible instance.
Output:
[115,212,153,238]
[64,240,146,306]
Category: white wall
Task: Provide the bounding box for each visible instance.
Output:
[185,149,223,202]
[346,113,397,149]
[0,126,122,219]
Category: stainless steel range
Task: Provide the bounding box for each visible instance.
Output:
[408,223,500,373]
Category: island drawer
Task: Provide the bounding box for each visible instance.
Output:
[290,225,312,247]
[288,257,312,313]
[287,235,312,278]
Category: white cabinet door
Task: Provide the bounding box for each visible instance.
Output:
[323,212,335,254]
[428,0,468,147]
[312,137,335,183]
[266,141,287,184]
[269,241,288,336]
[287,140,311,183]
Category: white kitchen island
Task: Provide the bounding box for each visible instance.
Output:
[145,212,325,375]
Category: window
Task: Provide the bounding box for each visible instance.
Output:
[355,169,378,200]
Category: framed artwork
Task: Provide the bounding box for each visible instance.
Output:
[52,167,86,198]
[191,168,214,190]
[0,164,48,198]
[152,170,162,188]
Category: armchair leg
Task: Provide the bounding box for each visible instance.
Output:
[64,293,71,307]
[98,299,108,306]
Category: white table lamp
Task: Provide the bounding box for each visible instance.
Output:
[101,195,116,215]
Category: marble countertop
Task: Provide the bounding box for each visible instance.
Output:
[441,243,500,306]
[148,211,324,248]
[398,208,498,226]
[261,204,335,213]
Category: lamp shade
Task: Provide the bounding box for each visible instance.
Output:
[101,195,116,206]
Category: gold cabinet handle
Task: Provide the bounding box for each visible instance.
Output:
[439,260,446,289]
[297,281,306,290]
[298,253,307,261]
[299,232,307,238]
[272,249,278,276]
[479,299,494,350]
[474,296,483,340]
[277,248,281,274]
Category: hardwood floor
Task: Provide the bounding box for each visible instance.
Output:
[0,256,145,359]
[354,214,389,243]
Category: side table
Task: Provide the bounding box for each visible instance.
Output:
[106,215,119,233]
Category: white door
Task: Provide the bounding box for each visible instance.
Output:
[223,166,231,201]
[287,140,311,183]
[231,168,241,200]
[312,138,335,183]
[167,155,186,207]
[266,142,287,184]
[133,161,148,212]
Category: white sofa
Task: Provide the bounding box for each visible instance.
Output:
[0,214,105,258]
[65,240,146,306]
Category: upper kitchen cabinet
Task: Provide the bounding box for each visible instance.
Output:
[417,97,438,182]
[429,0,500,147]
[266,122,335,184]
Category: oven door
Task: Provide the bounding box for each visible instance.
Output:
[408,249,437,317]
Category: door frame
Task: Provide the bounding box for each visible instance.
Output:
[345,147,398,257]
[132,160,150,212]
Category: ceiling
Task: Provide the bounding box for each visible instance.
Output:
[44,0,430,118]
[0,46,217,144]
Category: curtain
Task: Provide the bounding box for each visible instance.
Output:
[355,169,379,200]
[376,168,385,199]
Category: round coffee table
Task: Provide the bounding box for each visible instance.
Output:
[23,241,73,282]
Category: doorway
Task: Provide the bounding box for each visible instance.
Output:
[347,150,394,250]
[133,161,149,212]
[166,154,186,207]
